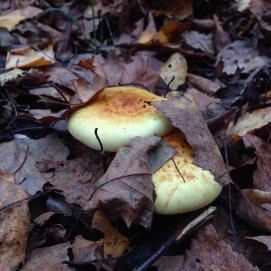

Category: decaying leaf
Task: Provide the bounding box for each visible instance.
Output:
[0,6,41,31]
[153,94,231,185]
[183,224,259,271]
[160,53,187,91]
[92,211,129,257]
[21,242,71,271]
[0,134,69,194]
[236,189,271,232]
[216,40,270,76]
[6,44,55,69]
[0,181,30,271]
[85,136,175,228]
[153,255,184,271]
[37,156,104,207]
[182,30,215,55]
[0,68,24,86]
[227,107,271,139]
[243,135,271,191]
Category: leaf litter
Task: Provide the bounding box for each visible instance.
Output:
[0,0,271,270]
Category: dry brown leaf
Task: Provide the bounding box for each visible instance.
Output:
[29,109,66,120]
[0,6,41,31]
[187,73,223,95]
[6,44,55,69]
[36,156,104,207]
[227,107,271,139]
[154,94,231,185]
[246,235,271,251]
[85,136,175,228]
[0,181,30,271]
[120,53,161,90]
[92,211,129,257]
[153,255,184,271]
[0,134,69,195]
[183,224,259,271]
[236,189,271,232]
[160,53,187,91]
[0,68,24,86]
[21,242,71,271]
[243,135,271,191]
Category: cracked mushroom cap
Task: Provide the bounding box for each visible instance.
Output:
[153,131,222,215]
[68,86,173,152]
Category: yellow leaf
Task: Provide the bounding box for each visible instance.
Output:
[0,6,42,31]
[5,44,55,69]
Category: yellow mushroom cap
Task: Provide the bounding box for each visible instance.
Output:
[68,86,173,152]
[153,131,222,215]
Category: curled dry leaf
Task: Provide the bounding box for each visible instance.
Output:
[92,211,129,258]
[85,136,175,228]
[0,181,30,271]
[6,44,55,69]
[153,94,231,185]
[236,189,271,232]
[21,242,71,271]
[243,135,271,191]
[0,6,41,31]
[160,53,188,91]
[0,68,24,86]
[0,134,69,195]
[227,107,271,139]
[216,40,270,76]
[183,224,259,271]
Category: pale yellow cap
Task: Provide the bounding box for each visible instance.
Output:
[153,131,222,214]
[68,86,173,152]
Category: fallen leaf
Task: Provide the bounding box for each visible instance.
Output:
[0,68,24,86]
[120,53,161,90]
[243,135,271,191]
[137,13,157,45]
[85,136,175,228]
[236,189,271,232]
[160,53,188,91]
[183,224,259,271]
[0,180,30,271]
[6,44,55,69]
[182,224,259,271]
[0,28,19,48]
[182,30,215,54]
[153,94,231,185]
[227,107,271,139]
[0,134,69,194]
[21,242,71,271]
[187,73,223,95]
[92,211,129,257]
[153,255,184,271]
[37,156,104,206]
[216,40,270,76]
[29,109,66,120]
[0,6,41,31]
[246,235,271,251]
[72,235,103,263]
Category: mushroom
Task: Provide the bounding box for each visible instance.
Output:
[153,131,222,215]
[68,86,222,214]
[68,86,174,152]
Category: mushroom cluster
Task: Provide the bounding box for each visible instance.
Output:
[68,86,222,214]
